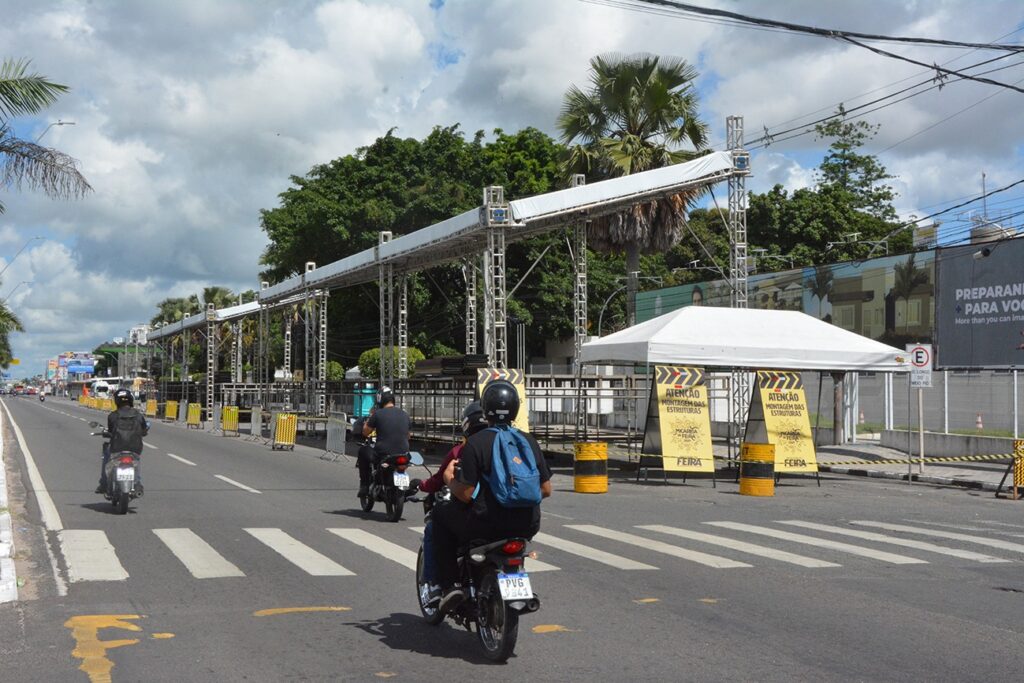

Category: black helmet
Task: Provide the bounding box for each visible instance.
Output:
[113,388,133,408]
[481,379,519,425]
[461,400,487,436]
[377,386,394,409]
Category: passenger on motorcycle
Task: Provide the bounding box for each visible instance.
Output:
[416,400,489,606]
[356,388,411,498]
[433,379,552,612]
[96,388,149,494]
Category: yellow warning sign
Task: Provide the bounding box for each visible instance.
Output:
[746,371,817,473]
[654,366,713,472]
[476,368,529,432]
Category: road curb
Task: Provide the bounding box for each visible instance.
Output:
[0,404,16,602]
[820,465,998,492]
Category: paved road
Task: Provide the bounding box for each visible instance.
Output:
[3,397,1024,681]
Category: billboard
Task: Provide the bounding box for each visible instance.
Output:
[935,238,1024,369]
[65,352,96,375]
[46,360,58,380]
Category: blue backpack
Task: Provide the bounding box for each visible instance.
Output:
[483,426,542,508]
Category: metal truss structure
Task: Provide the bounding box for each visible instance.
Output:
[727,116,753,454]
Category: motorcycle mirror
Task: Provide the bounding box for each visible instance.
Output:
[89,421,99,428]
[409,451,424,466]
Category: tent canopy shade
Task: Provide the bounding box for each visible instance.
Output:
[580,306,911,373]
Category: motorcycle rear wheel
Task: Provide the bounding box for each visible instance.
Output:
[115,493,129,515]
[359,493,374,512]
[384,491,404,522]
[476,572,519,662]
[415,545,444,625]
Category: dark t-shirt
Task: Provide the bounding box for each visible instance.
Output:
[107,407,149,455]
[367,406,411,455]
[456,427,551,531]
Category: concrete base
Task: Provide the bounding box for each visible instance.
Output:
[881,429,1017,457]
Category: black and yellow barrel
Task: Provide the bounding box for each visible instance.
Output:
[574,442,608,493]
[739,443,775,497]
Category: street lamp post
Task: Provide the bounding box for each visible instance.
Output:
[35,120,75,143]
[597,276,664,337]
[1,281,33,303]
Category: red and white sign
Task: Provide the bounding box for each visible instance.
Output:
[906,343,933,389]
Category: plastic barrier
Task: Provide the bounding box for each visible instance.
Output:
[573,442,608,493]
[221,406,240,436]
[739,443,775,497]
[164,400,179,421]
[145,399,157,418]
[272,413,297,451]
[186,403,202,429]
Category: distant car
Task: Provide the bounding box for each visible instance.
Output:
[26,387,37,395]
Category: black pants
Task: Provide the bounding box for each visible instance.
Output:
[431,502,539,588]
[356,444,382,485]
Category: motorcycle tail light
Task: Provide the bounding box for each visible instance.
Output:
[396,456,408,466]
[119,456,134,465]
[502,540,525,555]
[505,557,523,567]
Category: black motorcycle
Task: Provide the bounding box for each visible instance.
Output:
[358,447,423,523]
[90,421,141,515]
[415,491,540,663]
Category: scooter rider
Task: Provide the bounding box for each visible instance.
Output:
[96,388,150,495]
[356,388,411,498]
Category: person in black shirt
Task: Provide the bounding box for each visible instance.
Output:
[96,388,149,494]
[356,388,411,498]
[434,379,552,612]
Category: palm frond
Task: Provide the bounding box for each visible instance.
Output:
[0,58,69,120]
[0,127,92,207]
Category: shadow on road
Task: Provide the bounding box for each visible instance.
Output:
[347,612,505,664]
[79,502,138,515]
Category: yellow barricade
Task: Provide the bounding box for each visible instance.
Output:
[145,399,157,417]
[78,395,86,405]
[221,406,240,436]
[165,400,179,421]
[272,413,298,451]
[739,443,776,497]
[186,403,202,429]
[573,442,608,493]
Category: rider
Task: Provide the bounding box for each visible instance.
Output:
[356,388,411,498]
[96,388,150,494]
[417,400,489,606]
[433,379,552,612]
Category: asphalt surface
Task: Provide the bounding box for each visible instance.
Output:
[3,396,1024,681]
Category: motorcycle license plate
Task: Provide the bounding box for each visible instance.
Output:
[393,472,410,489]
[497,573,532,601]
[116,468,134,481]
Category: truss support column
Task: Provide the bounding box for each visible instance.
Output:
[727,115,753,456]
[569,173,589,437]
[258,281,269,406]
[317,290,328,416]
[482,186,509,369]
[397,274,409,379]
[283,310,292,411]
[180,329,189,405]
[205,303,216,412]
[464,261,477,355]
[378,232,394,387]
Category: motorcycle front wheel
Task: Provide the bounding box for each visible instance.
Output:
[415,545,444,625]
[476,571,519,662]
[384,490,404,522]
[359,492,374,512]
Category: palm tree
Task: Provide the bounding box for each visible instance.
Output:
[806,266,834,319]
[893,253,929,336]
[201,286,235,310]
[0,296,23,367]
[0,58,91,214]
[558,53,709,326]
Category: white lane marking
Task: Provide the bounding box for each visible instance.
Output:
[639,525,840,568]
[153,528,245,579]
[406,526,560,571]
[534,532,657,570]
[852,521,1024,554]
[328,528,418,570]
[781,521,1010,563]
[0,400,63,531]
[705,522,926,565]
[143,441,157,450]
[245,528,354,576]
[214,474,261,494]
[565,525,750,569]
[59,530,129,582]
[167,453,197,467]
[78,417,87,422]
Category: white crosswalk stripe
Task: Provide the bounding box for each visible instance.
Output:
[639,525,840,568]
[851,521,1024,554]
[565,525,751,568]
[533,532,657,570]
[245,528,354,576]
[407,527,560,571]
[153,528,245,578]
[59,530,129,582]
[706,522,927,565]
[328,528,418,570]
[780,521,1010,563]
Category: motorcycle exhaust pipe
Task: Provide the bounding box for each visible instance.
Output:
[526,597,540,612]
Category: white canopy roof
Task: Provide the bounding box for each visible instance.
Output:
[581,306,910,372]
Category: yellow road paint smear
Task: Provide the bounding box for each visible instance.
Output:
[375,673,398,678]
[64,615,143,683]
[253,606,352,617]
[699,598,719,604]
[633,598,659,604]
[532,624,573,634]
[151,633,175,639]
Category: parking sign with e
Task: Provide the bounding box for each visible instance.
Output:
[906,343,933,388]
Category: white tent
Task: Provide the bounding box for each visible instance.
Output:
[580,306,910,372]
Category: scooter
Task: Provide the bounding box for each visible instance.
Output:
[90,421,141,515]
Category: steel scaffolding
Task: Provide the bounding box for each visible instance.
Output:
[205,303,216,412]
[464,260,477,355]
[727,115,753,453]
[398,274,409,379]
[483,186,509,369]
[378,232,394,387]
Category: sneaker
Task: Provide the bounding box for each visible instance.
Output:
[94,485,104,494]
[439,586,465,613]
[425,584,442,607]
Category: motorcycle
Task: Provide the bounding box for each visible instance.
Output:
[39,394,45,402]
[414,490,540,663]
[357,443,423,522]
[89,421,141,515]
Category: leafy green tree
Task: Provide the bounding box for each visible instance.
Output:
[325,360,345,381]
[0,58,91,214]
[558,53,709,325]
[815,117,897,222]
[357,346,425,380]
